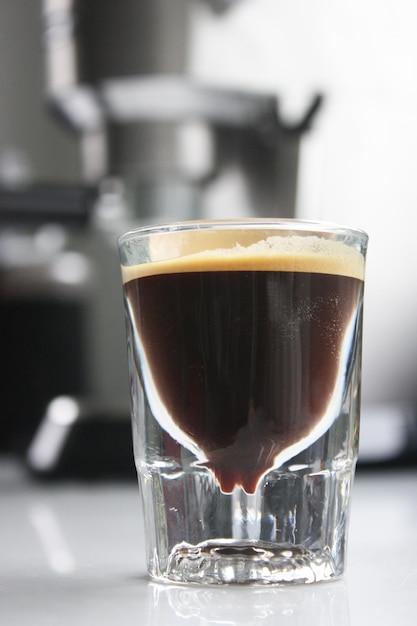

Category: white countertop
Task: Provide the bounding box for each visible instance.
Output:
[1,459,416,626]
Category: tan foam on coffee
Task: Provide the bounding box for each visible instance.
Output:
[122,235,365,283]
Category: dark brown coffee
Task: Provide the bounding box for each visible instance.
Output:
[123,246,363,494]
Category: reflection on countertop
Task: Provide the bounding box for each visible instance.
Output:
[147,580,349,625]
[1,458,416,626]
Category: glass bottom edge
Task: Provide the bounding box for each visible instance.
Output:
[149,540,342,586]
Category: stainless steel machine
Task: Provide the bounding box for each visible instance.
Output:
[42,0,322,219]
[1,0,415,477]
[19,0,323,477]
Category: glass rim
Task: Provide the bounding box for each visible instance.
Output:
[118,218,368,248]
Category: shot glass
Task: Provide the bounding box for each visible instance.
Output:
[118,219,368,585]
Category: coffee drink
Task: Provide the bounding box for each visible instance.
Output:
[122,235,364,494]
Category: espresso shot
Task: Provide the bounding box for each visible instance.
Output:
[119,221,367,585]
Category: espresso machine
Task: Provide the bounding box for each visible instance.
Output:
[7,0,325,477]
[41,0,322,215]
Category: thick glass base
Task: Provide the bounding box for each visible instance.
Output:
[152,541,339,585]
[139,458,354,586]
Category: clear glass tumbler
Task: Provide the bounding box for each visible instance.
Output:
[118,219,368,585]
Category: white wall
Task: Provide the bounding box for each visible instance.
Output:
[189,0,417,408]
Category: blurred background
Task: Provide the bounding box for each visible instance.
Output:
[1,0,417,478]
